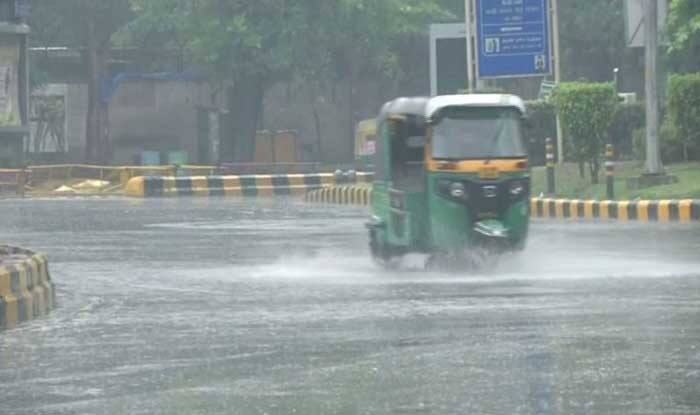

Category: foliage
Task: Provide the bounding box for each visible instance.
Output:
[125,0,444,84]
[666,73,700,161]
[608,102,645,160]
[667,0,700,72]
[523,100,557,166]
[552,82,618,183]
[525,100,646,165]
[124,0,448,161]
[30,0,133,48]
[531,161,700,200]
[558,0,626,82]
[0,112,18,127]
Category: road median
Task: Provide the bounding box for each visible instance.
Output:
[531,198,700,222]
[303,185,700,223]
[0,246,56,331]
[125,172,374,198]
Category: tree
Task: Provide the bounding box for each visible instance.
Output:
[126,0,447,163]
[666,0,700,72]
[29,0,133,163]
[558,0,627,82]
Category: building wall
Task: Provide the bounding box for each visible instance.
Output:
[262,78,406,164]
[0,35,21,127]
[61,80,215,164]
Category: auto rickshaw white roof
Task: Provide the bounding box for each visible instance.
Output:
[426,94,526,119]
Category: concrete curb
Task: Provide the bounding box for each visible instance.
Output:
[303,187,700,224]
[304,185,372,206]
[0,246,56,331]
[531,198,700,222]
[125,173,374,198]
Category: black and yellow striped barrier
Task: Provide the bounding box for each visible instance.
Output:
[303,190,700,223]
[125,172,374,198]
[1,246,56,331]
[304,186,372,206]
[531,198,700,222]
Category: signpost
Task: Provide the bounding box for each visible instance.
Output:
[431,1,554,95]
[475,0,552,79]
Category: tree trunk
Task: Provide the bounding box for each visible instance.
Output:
[346,75,355,164]
[589,158,600,184]
[85,18,109,164]
[578,160,585,179]
[308,84,323,162]
[224,75,265,162]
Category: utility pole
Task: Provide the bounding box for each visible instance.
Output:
[644,0,663,174]
[552,0,564,164]
[465,0,475,92]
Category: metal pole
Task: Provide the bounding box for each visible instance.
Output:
[465,0,475,92]
[645,0,663,174]
[605,144,615,200]
[552,0,564,164]
[546,137,556,195]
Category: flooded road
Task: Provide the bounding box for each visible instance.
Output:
[1,197,700,414]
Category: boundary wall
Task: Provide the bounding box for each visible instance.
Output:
[0,246,56,331]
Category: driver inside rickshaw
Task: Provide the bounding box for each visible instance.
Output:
[432,107,526,160]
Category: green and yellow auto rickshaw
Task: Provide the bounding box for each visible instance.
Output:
[366,94,530,268]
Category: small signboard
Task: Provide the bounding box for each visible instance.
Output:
[475,0,552,79]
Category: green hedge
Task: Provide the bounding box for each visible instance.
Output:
[524,99,645,165]
[552,82,617,183]
[667,73,700,161]
[609,102,645,160]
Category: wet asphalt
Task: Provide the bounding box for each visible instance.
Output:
[1,197,699,415]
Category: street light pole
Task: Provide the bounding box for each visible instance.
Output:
[465,0,475,92]
[552,0,564,164]
[644,0,663,174]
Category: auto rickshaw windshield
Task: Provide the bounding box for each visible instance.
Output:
[431,107,526,160]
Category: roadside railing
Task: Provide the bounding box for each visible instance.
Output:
[0,169,27,197]
[218,162,358,175]
[0,162,366,196]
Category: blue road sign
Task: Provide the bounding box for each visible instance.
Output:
[476,0,551,79]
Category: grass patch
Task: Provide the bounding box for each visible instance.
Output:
[532,161,700,200]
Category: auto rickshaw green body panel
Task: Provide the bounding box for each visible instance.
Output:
[368,94,530,262]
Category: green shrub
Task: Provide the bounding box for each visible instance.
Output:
[608,102,645,160]
[524,100,557,166]
[667,73,700,161]
[633,119,688,163]
[552,82,618,183]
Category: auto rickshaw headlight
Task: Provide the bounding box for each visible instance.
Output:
[449,182,467,199]
[509,181,526,196]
